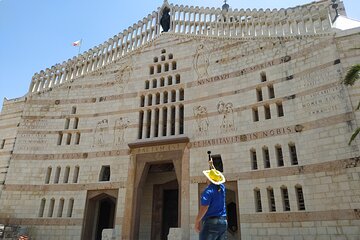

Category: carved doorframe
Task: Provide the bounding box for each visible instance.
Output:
[121,138,190,240]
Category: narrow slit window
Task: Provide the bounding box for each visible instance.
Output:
[263,147,271,168]
[71,106,77,114]
[66,133,72,145]
[175,74,180,84]
[48,198,55,217]
[150,66,154,75]
[140,95,145,107]
[73,166,79,183]
[156,93,160,105]
[146,110,151,138]
[179,89,184,101]
[75,133,80,145]
[163,107,168,136]
[250,149,258,170]
[168,76,173,85]
[67,198,74,217]
[54,166,61,184]
[268,85,275,99]
[0,139,4,149]
[165,63,169,72]
[145,80,150,89]
[296,185,306,211]
[254,189,262,212]
[64,118,70,129]
[160,78,165,87]
[57,198,65,217]
[171,106,176,135]
[179,105,184,134]
[260,72,267,82]
[256,88,263,102]
[281,187,291,211]
[73,118,79,129]
[289,144,298,165]
[63,166,70,183]
[277,102,284,117]
[148,95,153,106]
[264,105,271,120]
[171,90,176,102]
[275,145,284,167]
[253,108,259,122]
[138,111,144,139]
[267,188,276,212]
[163,92,168,104]
[154,109,159,137]
[172,61,177,70]
[38,198,46,217]
[157,64,161,73]
[152,79,157,88]
[45,167,52,184]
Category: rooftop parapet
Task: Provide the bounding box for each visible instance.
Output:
[28,0,341,94]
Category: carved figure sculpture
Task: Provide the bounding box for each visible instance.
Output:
[193,106,209,134]
[217,101,235,132]
[116,65,132,93]
[194,44,210,79]
[93,119,109,147]
[160,7,171,32]
[113,117,130,145]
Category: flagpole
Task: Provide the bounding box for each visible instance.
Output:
[78,39,82,55]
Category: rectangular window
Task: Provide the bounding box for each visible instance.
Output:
[66,133,72,145]
[138,111,144,139]
[57,133,63,145]
[256,88,263,102]
[254,189,262,212]
[251,150,258,170]
[73,118,79,129]
[296,186,306,211]
[267,188,276,212]
[75,133,81,145]
[264,105,271,120]
[64,118,70,129]
[281,187,291,211]
[263,148,270,168]
[289,144,298,165]
[253,108,259,122]
[268,85,275,99]
[276,146,284,167]
[277,103,284,117]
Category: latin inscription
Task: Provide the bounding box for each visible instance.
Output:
[190,126,295,148]
[132,144,184,154]
[300,85,346,116]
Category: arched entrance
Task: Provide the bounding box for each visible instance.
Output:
[82,190,118,240]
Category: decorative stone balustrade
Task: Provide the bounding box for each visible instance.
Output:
[28,0,337,94]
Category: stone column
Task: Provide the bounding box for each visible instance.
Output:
[167,106,172,136]
[159,107,164,137]
[142,110,149,139]
[151,108,156,138]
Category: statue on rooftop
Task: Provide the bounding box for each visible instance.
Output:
[160,7,171,32]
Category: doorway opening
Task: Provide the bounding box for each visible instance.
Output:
[82,191,117,240]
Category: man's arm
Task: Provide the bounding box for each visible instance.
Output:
[194,205,209,233]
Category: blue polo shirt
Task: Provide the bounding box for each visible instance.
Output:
[201,183,226,220]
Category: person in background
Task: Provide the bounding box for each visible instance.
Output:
[195,158,227,240]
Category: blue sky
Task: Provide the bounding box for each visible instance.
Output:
[0,0,359,108]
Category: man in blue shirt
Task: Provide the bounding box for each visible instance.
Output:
[195,160,227,240]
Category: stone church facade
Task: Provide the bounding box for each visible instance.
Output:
[0,0,360,239]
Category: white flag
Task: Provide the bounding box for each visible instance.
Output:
[72,40,81,46]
